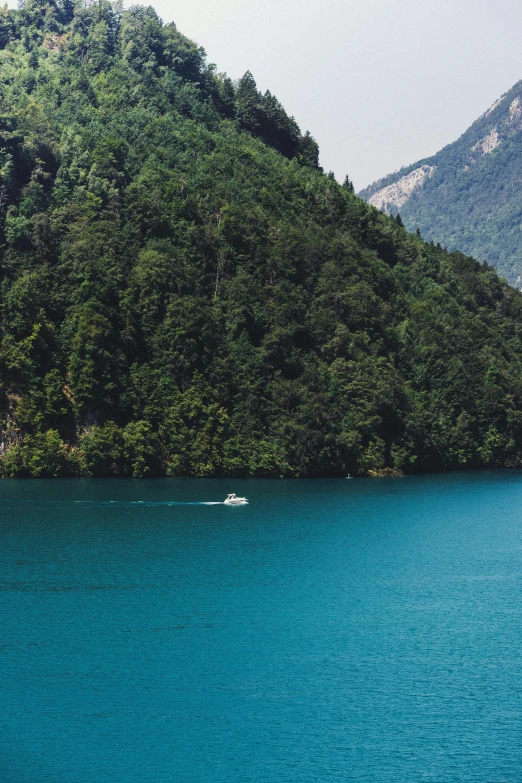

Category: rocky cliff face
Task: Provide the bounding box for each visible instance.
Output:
[359,81,522,285]
[368,165,436,212]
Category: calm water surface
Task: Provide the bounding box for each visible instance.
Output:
[1,474,522,782]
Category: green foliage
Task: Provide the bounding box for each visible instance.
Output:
[0,1,522,477]
[2,443,29,478]
[27,429,66,477]
[234,71,312,163]
[2,429,71,477]
[81,422,123,477]
[161,378,228,476]
[123,420,159,477]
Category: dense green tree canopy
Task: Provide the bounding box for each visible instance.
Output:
[0,0,522,477]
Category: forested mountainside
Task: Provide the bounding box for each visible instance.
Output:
[359,81,522,286]
[2,1,522,478]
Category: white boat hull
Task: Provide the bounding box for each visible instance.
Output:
[224,497,248,505]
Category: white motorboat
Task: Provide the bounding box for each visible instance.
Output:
[224,493,248,506]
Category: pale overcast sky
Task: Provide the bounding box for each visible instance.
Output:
[10,0,522,188]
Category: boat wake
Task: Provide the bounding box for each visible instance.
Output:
[0,500,235,507]
[106,500,246,507]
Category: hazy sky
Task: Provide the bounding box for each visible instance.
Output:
[11,0,522,188]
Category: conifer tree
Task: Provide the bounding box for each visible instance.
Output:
[0,0,519,479]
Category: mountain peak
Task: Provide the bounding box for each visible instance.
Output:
[359,80,522,284]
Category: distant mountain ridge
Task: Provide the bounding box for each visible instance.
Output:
[359,81,522,285]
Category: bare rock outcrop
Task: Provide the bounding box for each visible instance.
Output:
[368,164,436,213]
[472,127,501,156]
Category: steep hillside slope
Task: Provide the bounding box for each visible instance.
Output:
[359,82,522,285]
[2,1,522,478]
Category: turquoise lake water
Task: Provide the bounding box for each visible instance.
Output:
[1,473,522,782]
